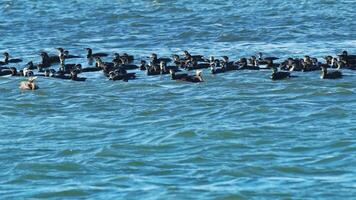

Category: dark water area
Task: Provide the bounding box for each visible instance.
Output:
[0,0,355,199]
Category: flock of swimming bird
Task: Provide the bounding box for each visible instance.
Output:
[0,48,355,90]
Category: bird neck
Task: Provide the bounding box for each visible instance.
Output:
[4,55,9,63]
[87,50,92,57]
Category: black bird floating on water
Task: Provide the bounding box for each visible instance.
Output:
[320,65,342,79]
[85,48,109,59]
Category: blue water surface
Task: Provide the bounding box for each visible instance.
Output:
[0,0,355,199]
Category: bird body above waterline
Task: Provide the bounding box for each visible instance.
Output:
[320,66,342,79]
[19,77,39,90]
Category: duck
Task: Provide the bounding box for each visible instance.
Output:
[112,53,126,64]
[184,57,210,70]
[320,65,342,79]
[149,53,172,66]
[169,69,188,80]
[38,52,53,70]
[108,69,136,82]
[158,61,180,74]
[221,56,238,71]
[238,58,260,70]
[55,51,74,73]
[56,48,81,59]
[113,53,134,64]
[23,61,37,70]
[248,56,259,67]
[95,57,114,68]
[324,56,333,65]
[85,48,109,59]
[59,63,78,74]
[43,51,61,63]
[96,57,116,77]
[140,60,147,70]
[69,70,86,81]
[338,50,356,60]
[338,51,356,67]
[302,55,313,68]
[270,67,292,80]
[146,64,161,76]
[257,52,279,65]
[182,50,205,62]
[257,52,268,65]
[57,49,66,65]
[265,57,280,69]
[158,61,169,74]
[288,58,303,71]
[280,58,294,71]
[2,52,23,64]
[97,60,115,68]
[170,69,203,83]
[210,60,225,74]
[302,57,320,72]
[146,55,164,75]
[172,54,185,67]
[19,76,39,90]
[57,53,78,74]
[331,57,340,69]
[260,52,279,62]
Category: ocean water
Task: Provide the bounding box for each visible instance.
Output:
[1,0,356,199]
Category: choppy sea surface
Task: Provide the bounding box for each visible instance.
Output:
[1,0,355,199]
